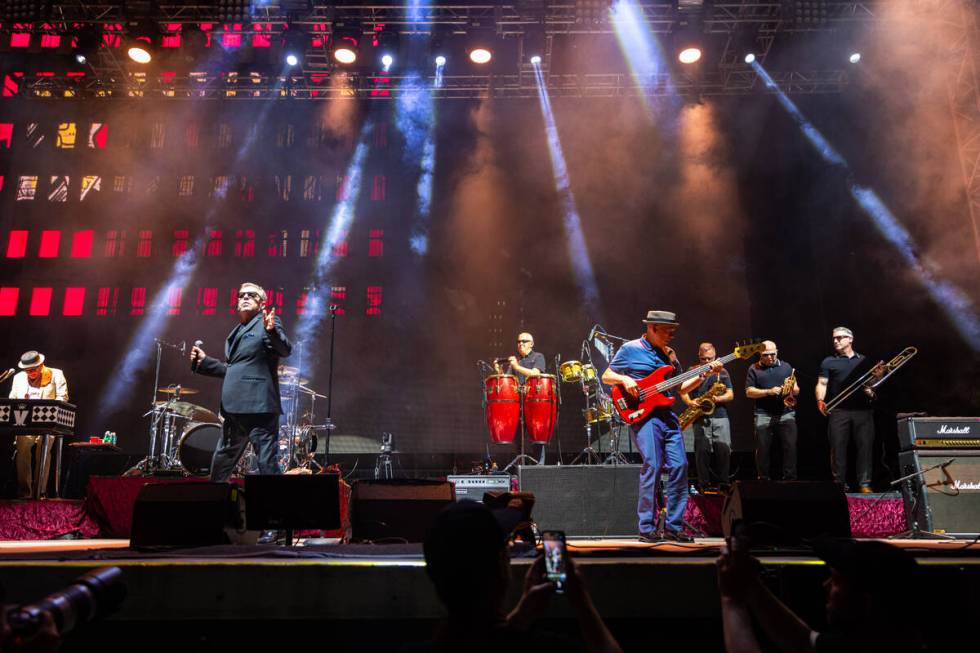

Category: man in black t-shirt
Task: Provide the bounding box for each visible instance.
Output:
[679,342,735,491]
[815,326,877,493]
[745,340,800,481]
[496,332,549,463]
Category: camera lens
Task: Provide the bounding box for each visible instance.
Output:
[7,567,125,637]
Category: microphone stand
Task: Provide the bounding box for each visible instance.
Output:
[322,304,338,468]
[889,458,957,540]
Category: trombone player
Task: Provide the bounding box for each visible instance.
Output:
[815,326,879,493]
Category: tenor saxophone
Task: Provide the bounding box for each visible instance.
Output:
[679,381,727,430]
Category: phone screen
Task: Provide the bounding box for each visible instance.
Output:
[541,530,567,593]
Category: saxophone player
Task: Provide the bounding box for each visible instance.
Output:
[679,343,734,492]
[745,341,800,481]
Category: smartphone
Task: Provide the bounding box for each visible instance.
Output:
[541,530,568,593]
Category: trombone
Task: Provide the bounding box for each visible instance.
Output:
[824,346,917,413]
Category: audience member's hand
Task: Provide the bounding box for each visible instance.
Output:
[1,610,60,653]
[717,537,760,601]
[507,557,555,631]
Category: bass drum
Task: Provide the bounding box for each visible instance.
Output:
[485,374,521,445]
[523,374,558,445]
[177,422,222,476]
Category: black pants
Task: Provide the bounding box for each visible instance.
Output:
[828,409,874,489]
[210,413,279,482]
[754,413,797,481]
[693,417,731,488]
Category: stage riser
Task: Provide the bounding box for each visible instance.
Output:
[0,558,976,652]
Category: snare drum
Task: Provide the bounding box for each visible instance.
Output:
[583,395,613,425]
[559,360,584,383]
[523,374,558,445]
[485,375,521,445]
[177,422,222,476]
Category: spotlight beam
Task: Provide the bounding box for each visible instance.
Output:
[532,61,602,320]
[611,0,678,110]
[749,60,980,352]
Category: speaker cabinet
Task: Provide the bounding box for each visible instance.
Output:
[518,465,640,537]
[898,450,980,537]
[131,482,250,547]
[721,480,851,545]
[350,479,455,542]
[245,473,341,532]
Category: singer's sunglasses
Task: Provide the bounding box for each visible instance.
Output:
[238,291,262,300]
[517,339,533,344]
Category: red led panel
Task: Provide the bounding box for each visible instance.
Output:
[368,229,384,257]
[137,230,152,257]
[130,287,147,315]
[71,230,93,258]
[0,288,19,316]
[2,76,20,98]
[62,287,85,316]
[40,34,61,48]
[10,32,31,48]
[96,287,118,316]
[0,123,12,148]
[366,285,383,316]
[29,287,52,316]
[168,287,182,315]
[371,175,386,201]
[173,229,189,257]
[199,287,218,315]
[38,230,61,258]
[206,230,223,256]
[330,286,346,315]
[6,231,28,258]
[234,229,255,257]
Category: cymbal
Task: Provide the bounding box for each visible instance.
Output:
[278,365,300,376]
[154,401,219,423]
[158,387,199,395]
[280,377,310,386]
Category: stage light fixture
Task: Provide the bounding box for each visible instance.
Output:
[469,47,492,64]
[678,47,701,64]
[523,23,546,64]
[530,55,542,65]
[376,26,399,71]
[435,55,446,66]
[331,27,360,65]
[282,28,306,67]
[849,52,861,64]
[744,53,756,64]
[126,20,158,64]
[73,26,101,65]
[127,39,153,64]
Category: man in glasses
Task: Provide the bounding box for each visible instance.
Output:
[679,342,734,493]
[745,340,799,481]
[495,332,548,462]
[815,326,876,493]
[190,282,292,481]
[602,311,721,543]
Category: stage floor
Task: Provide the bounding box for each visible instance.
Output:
[2,536,977,651]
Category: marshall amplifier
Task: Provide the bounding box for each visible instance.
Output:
[447,475,513,501]
[897,449,980,538]
[897,417,980,450]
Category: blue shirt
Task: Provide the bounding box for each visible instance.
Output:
[609,337,682,398]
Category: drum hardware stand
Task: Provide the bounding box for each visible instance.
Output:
[889,458,957,540]
[601,411,631,466]
[321,303,339,468]
[570,340,601,465]
[375,432,394,479]
[128,337,185,476]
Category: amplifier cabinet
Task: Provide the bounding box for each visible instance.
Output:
[897,417,980,450]
[898,449,980,537]
[447,475,512,501]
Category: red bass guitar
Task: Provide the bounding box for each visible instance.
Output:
[610,340,763,425]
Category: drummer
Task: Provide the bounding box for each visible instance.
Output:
[495,332,549,464]
[494,332,545,383]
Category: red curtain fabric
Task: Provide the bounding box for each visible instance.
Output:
[0,499,101,540]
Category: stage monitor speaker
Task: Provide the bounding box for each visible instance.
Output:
[518,465,639,537]
[350,479,455,543]
[721,481,851,545]
[898,449,980,537]
[245,473,341,532]
[131,482,251,547]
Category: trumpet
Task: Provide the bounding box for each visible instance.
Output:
[679,382,727,430]
[782,368,797,408]
[824,346,918,413]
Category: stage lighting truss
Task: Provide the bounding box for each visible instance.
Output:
[375,26,399,71]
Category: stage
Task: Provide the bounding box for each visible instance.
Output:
[1,536,978,652]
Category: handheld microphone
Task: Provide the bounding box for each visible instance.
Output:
[191,340,204,372]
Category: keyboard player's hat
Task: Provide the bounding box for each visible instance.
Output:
[18,351,45,370]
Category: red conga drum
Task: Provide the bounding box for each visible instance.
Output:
[523,374,558,445]
[484,374,521,445]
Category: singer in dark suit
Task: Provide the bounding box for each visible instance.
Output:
[190,282,292,481]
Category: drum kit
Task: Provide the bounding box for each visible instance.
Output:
[277,364,329,474]
[480,326,631,466]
